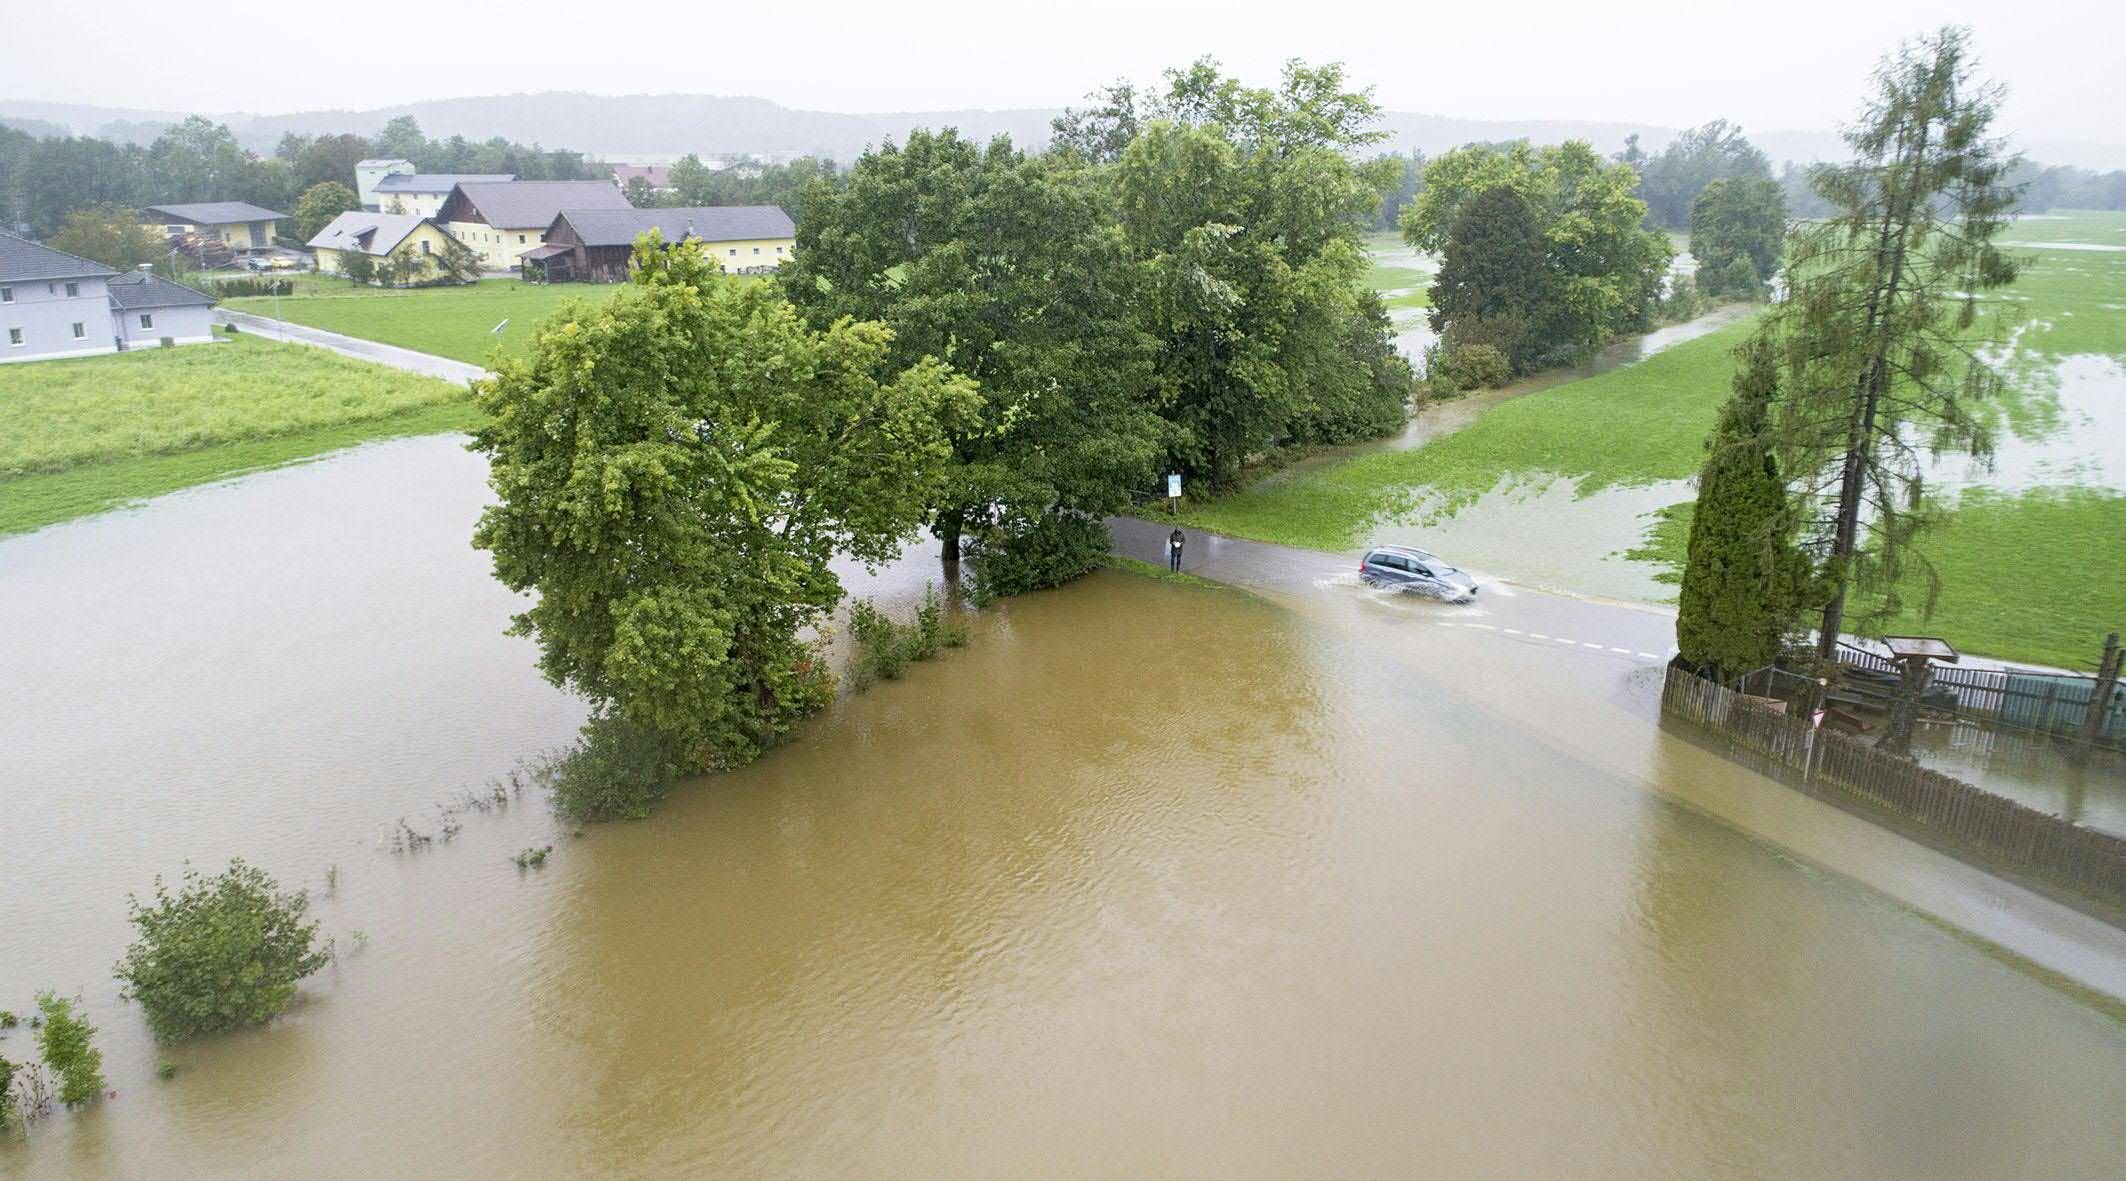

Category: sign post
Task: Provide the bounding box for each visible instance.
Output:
[1166,472,1181,515]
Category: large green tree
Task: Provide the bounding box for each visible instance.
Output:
[1638,119,1773,229]
[1769,26,2021,661]
[46,203,166,271]
[1427,184,1556,372]
[1065,58,1410,486]
[1676,334,1812,679]
[470,239,977,769]
[1689,175,1786,299]
[1404,140,1673,360]
[781,128,1163,563]
[292,180,360,241]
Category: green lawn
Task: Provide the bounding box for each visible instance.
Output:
[0,335,472,535]
[1178,210,2126,668]
[223,279,619,365]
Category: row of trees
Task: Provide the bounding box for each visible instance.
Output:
[472,59,1415,815]
[633,155,840,223]
[0,114,599,238]
[1675,27,2021,757]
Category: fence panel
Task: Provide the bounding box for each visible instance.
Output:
[1663,665,2126,906]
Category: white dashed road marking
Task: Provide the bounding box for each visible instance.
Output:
[1421,617,1669,663]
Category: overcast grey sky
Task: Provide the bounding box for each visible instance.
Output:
[4,0,2120,141]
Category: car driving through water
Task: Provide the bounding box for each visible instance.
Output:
[1359,544,1479,603]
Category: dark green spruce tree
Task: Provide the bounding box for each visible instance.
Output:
[1428,184,1556,373]
[1676,335,1812,680]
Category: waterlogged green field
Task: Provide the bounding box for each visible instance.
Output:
[224,279,619,365]
[1185,211,2126,668]
[0,335,471,535]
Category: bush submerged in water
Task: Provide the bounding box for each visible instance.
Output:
[114,860,329,1041]
[965,512,1110,606]
[847,583,967,686]
[539,714,682,823]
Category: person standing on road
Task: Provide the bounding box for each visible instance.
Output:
[1168,528,1186,572]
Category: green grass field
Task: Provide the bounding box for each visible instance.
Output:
[1180,210,2126,668]
[0,335,472,535]
[223,279,619,365]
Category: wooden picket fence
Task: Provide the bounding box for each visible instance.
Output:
[1662,664,2126,906]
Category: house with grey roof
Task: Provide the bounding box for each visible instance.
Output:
[141,202,287,254]
[528,206,797,282]
[433,181,632,272]
[354,159,517,216]
[106,271,217,348]
[1,231,218,363]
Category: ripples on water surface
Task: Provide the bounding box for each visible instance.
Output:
[3,435,2125,1177]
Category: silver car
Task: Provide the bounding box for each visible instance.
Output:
[1360,545,1479,603]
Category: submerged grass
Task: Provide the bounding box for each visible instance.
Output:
[0,334,472,536]
[1178,314,1762,551]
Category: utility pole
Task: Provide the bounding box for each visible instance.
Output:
[2072,631,2122,763]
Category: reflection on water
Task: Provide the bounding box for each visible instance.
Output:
[5,436,2126,1176]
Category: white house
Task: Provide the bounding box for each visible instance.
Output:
[355,159,516,216]
[1,231,217,363]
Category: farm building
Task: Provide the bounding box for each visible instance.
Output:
[141,202,287,253]
[434,181,631,272]
[524,206,797,282]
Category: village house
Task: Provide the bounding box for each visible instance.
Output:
[433,180,631,272]
[524,206,797,282]
[307,212,467,284]
[140,202,287,253]
[354,159,516,216]
[1,231,217,363]
[609,164,674,194]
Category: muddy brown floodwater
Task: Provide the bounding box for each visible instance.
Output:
[5,434,2126,1177]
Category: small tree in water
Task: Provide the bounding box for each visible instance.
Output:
[1769,25,2021,661]
[34,993,103,1106]
[114,860,329,1040]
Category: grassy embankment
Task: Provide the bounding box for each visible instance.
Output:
[222,278,618,365]
[0,335,471,535]
[1179,211,2126,669]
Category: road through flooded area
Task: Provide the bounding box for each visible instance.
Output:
[5,435,2126,1177]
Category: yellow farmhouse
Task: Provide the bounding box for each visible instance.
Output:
[141,202,286,253]
[433,181,630,272]
[307,212,468,284]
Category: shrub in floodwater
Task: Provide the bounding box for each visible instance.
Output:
[113,860,330,1041]
[33,993,103,1106]
[964,513,1108,605]
[539,713,681,823]
[0,1010,16,1029]
[847,584,967,686]
[512,845,552,869]
[0,1054,17,1130]
[156,1060,177,1081]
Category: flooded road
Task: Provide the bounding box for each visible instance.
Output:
[6,436,2126,1177]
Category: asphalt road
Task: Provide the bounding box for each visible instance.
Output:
[216,308,491,386]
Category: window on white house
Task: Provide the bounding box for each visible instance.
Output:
[517,234,526,244]
[775,245,784,253]
[420,240,431,254]
[140,313,153,329]
[7,328,21,346]
[72,322,85,338]
[728,248,737,256]
[64,282,78,297]
[752,247,761,255]
[1,287,11,302]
